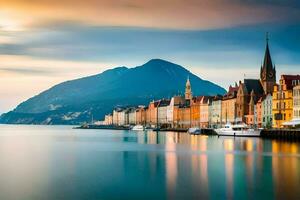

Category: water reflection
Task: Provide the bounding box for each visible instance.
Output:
[0,126,299,200]
[272,141,300,200]
[135,131,300,199]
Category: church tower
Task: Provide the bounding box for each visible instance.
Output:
[260,33,276,94]
[185,77,192,100]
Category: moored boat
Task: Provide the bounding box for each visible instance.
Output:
[188,127,202,135]
[131,125,145,131]
[215,123,261,137]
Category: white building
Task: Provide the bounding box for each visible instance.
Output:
[209,96,222,128]
[262,94,273,128]
[104,114,113,125]
[293,85,300,119]
[158,99,170,126]
[128,108,137,125]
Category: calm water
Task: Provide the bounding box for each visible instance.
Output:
[0,125,299,200]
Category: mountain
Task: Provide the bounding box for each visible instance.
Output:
[0,59,226,124]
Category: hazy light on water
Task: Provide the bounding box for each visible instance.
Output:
[0,125,299,199]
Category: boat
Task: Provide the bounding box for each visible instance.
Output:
[131,125,145,131]
[215,123,261,137]
[188,127,202,135]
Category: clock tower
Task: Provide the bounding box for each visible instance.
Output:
[260,33,276,94]
[185,76,192,100]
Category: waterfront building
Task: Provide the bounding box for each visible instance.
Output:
[236,80,264,123]
[256,97,263,128]
[210,95,223,128]
[136,106,146,125]
[222,84,238,125]
[191,96,202,127]
[117,109,129,126]
[147,100,160,127]
[236,36,275,124]
[293,85,300,120]
[200,96,212,128]
[112,110,118,125]
[171,77,194,128]
[177,103,191,128]
[262,93,272,128]
[113,107,124,125]
[245,90,255,127]
[128,108,137,125]
[104,114,113,125]
[157,99,171,127]
[167,96,185,127]
[273,75,300,128]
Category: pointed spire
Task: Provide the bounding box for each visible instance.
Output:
[262,32,273,73]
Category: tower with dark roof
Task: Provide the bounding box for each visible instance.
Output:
[260,33,276,94]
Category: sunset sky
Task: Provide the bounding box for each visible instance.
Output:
[1,0,300,113]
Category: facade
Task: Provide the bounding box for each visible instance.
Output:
[177,105,191,128]
[273,75,300,128]
[236,79,264,123]
[157,99,170,127]
[262,94,272,128]
[245,90,255,127]
[104,114,113,125]
[222,85,238,125]
[293,85,300,119]
[167,96,185,127]
[210,95,222,128]
[191,96,202,127]
[256,97,263,128]
[113,108,124,125]
[136,106,146,125]
[128,108,136,125]
[200,96,212,128]
[147,100,159,126]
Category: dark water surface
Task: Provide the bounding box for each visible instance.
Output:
[0,125,299,200]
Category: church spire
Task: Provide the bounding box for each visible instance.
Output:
[185,76,192,100]
[263,32,273,73]
[260,32,276,94]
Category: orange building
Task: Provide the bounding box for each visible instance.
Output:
[147,100,160,127]
[177,105,191,128]
[136,106,146,125]
[190,96,202,127]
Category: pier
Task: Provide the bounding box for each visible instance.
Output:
[261,129,300,141]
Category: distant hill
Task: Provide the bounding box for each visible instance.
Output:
[0,59,226,124]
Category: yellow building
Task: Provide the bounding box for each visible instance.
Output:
[273,75,300,128]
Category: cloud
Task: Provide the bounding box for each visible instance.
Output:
[1,0,300,30]
[0,67,54,75]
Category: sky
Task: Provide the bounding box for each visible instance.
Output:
[0,0,300,114]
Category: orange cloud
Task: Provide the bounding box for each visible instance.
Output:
[0,0,299,30]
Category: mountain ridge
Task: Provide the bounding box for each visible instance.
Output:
[0,59,226,124]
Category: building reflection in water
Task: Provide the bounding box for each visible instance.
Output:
[135,131,300,199]
[224,139,234,200]
[271,141,300,200]
[191,136,209,198]
[165,132,178,199]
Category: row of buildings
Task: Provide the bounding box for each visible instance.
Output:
[102,37,300,129]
